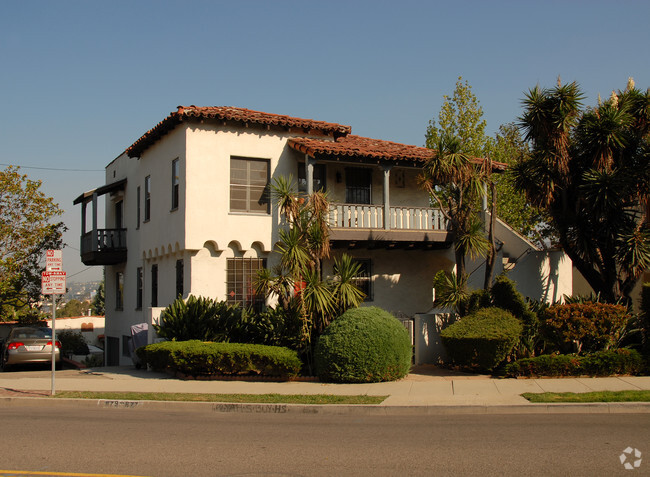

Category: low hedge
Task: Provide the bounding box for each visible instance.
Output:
[504,349,645,377]
[136,340,302,378]
[440,307,522,371]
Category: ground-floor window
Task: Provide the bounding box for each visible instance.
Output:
[115,272,124,310]
[226,257,266,311]
[353,259,373,301]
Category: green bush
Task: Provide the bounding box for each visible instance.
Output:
[314,307,412,383]
[440,307,522,371]
[540,302,630,354]
[154,295,244,342]
[490,276,538,355]
[136,340,301,378]
[57,329,90,357]
[641,283,650,353]
[504,349,645,377]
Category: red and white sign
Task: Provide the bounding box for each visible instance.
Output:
[42,271,66,295]
[46,250,63,271]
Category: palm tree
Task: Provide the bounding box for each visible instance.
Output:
[513,78,650,302]
[419,134,490,284]
[257,175,365,337]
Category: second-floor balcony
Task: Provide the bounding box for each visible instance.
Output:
[329,203,452,247]
[80,228,127,266]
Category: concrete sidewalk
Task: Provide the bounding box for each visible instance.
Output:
[1,365,649,413]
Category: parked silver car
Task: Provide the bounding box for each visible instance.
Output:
[1,327,61,371]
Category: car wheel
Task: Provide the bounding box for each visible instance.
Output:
[1,357,10,372]
[55,361,63,371]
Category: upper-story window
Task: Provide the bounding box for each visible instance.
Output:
[230,157,270,214]
[136,186,141,229]
[345,168,372,204]
[171,158,180,210]
[144,176,151,221]
[298,163,326,193]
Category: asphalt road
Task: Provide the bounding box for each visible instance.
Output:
[1,404,648,476]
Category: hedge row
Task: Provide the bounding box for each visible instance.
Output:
[136,340,302,378]
[504,349,645,377]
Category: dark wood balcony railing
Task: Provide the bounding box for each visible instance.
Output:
[80,228,127,265]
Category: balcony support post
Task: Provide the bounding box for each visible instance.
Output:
[382,165,392,230]
[306,155,315,196]
[91,192,98,252]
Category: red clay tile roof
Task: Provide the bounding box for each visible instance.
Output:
[126,106,352,158]
[289,135,507,170]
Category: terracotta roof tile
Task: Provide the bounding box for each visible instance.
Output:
[126,106,351,158]
[289,135,507,170]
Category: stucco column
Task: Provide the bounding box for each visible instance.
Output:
[306,155,315,195]
[383,165,392,230]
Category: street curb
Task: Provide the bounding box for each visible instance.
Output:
[2,396,650,415]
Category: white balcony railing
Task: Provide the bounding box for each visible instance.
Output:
[329,204,448,231]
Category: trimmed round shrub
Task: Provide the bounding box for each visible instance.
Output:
[440,307,522,371]
[314,307,412,383]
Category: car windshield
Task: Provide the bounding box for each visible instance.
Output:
[11,328,52,340]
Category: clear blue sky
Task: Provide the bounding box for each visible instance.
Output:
[1,0,648,282]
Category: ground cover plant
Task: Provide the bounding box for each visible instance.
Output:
[522,390,650,403]
[315,307,412,383]
[52,391,387,405]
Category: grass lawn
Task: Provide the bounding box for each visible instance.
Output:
[522,390,650,403]
[52,391,387,405]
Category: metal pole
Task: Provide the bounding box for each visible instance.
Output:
[51,294,56,396]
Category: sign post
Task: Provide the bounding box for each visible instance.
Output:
[42,251,65,396]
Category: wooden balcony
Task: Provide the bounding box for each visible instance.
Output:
[80,228,127,265]
[329,204,452,249]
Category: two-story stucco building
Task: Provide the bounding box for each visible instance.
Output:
[74,106,572,366]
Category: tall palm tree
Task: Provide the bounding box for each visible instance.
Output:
[514,78,650,302]
[419,134,489,283]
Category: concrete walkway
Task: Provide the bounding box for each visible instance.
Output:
[1,365,649,413]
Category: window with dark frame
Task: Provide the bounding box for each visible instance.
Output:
[171,158,179,210]
[230,157,270,214]
[144,176,151,221]
[298,163,326,193]
[151,264,158,307]
[175,259,184,298]
[136,186,141,229]
[226,257,266,311]
[345,168,372,204]
[136,267,143,309]
[115,272,124,310]
[352,259,373,301]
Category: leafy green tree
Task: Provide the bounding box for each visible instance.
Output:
[425,77,488,157]
[91,280,105,316]
[514,78,650,302]
[59,299,90,317]
[426,78,547,246]
[0,166,65,319]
